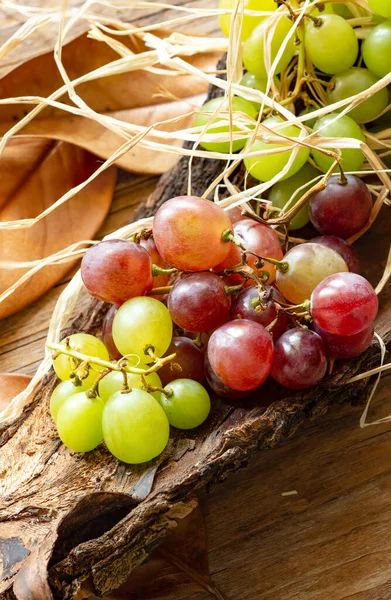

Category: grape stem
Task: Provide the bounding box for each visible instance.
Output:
[131,228,153,243]
[140,375,173,398]
[152,264,178,277]
[193,332,204,349]
[86,368,112,399]
[46,343,177,376]
[224,282,245,296]
[221,230,289,273]
[147,285,173,296]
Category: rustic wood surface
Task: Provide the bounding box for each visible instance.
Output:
[0,2,390,599]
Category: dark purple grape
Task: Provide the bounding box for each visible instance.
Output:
[168,272,231,333]
[309,175,372,239]
[312,322,374,359]
[230,286,288,340]
[158,337,205,385]
[310,235,360,273]
[204,355,251,400]
[271,328,327,390]
[101,305,122,360]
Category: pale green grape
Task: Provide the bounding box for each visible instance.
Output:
[244,116,310,182]
[53,333,110,387]
[50,379,89,423]
[194,96,257,153]
[102,389,169,464]
[243,16,295,80]
[112,297,172,360]
[160,379,211,430]
[304,15,358,74]
[312,113,365,173]
[368,0,391,18]
[268,163,319,230]
[299,104,320,129]
[219,0,277,41]
[363,21,391,79]
[327,68,388,123]
[56,392,104,453]
[240,72,269,94]
[99,370,163,403]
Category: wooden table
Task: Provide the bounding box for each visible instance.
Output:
[0,2,390,598]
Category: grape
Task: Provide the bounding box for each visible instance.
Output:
[304,15,358,75]
[99,370,163,403]
[168,273,231,333]
[193,96,257,153]
[311,272,378,336]
[244,116,310,182]
[313,322,374,359]
[219,0,277,41]
[158,337,205,385]
[207,319,274,391]
[50,379,89,423]
[101,305,122,360]
[327,68,388,124]
[240,72,269,95]
[153,196,232,271]
[56,392,104,453]
[271,328,327,390]
[363,21,391,79]
[368,0,391,19]
[112,296,172,359]
[226,205,244,224]
[53,333,110,387]
[309,175,372,239]
[243,16,295,79]
[81,240,153,304]
[159,379,210,429]
[268,163,319,230]
[276,243,348,304]
[310,236,360,273]
[205,355,251,399]
[140,237,169,291]
[233,218,284,284]
[230,285,288,339]
[102,389,169,464]
[299,105,320,129]
[312,113,365,173]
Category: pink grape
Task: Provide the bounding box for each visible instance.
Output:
[207,319,274,391]
[101,305,122,360]
[309,175,372,239]
[158,336,205,386]
[140,237,168,291]
[310,236,360,274]
[204,355,251,400]
[230,286,288,340]
[271,328,327,390]
[81,239,153,304]
[312,322,374,359]
[311,272,378,336]
[168,273,231,332]
[153,196,232,271]
[233,219,283,284]
[226,206,244,224]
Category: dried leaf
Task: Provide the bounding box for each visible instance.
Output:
[0,374,31,412]
[0,138,116,319]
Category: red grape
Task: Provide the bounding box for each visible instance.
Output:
[230,286,288,340]
[140,237,168,290]
[207,319,274,391]
[227,206,244,224]
[271,328,327,390]
[311,273,378,336]
[312,322,374,359]
[310,236,360,274]
[168,273,231,333]
[153,196,232,271]
[233,219,283,284]
[204,355,251,400]
[309,175,372,239]
[158,336,204,385]
[101,305,122,360]
[81,239,153,304]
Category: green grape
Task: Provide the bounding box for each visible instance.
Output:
[304,15,358,75]
[244,116,310,182]
[53,333,110,387]
[332,4,353,18]
[56,392,104,453]
[102,389,169,464]
[299,104,320,129]
[240,72,269,94]
[112,297,173,360]
[219,0,277,41]
[268,163,320,230]
[160,379,211,430]
[312,113,365,173]
[363,21,391,79]
[327,68,388,123]
[368,0,391,18]
[194,96,257,153]
[99,370,163,403]
[50,379,89,423]
[243,16,295,80]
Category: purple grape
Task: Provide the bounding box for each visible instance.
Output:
[230,286,288,340]
[158,337,205,385]
[312,322,374,359]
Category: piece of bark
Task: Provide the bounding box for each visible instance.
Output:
[0,58,390,599]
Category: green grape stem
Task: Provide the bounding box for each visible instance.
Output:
[193,332,204,349]
[152,264,178,277]
[140,374,173,398]
[147,285,174,296]
[224,282,246,296]
[86,368,112,399]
